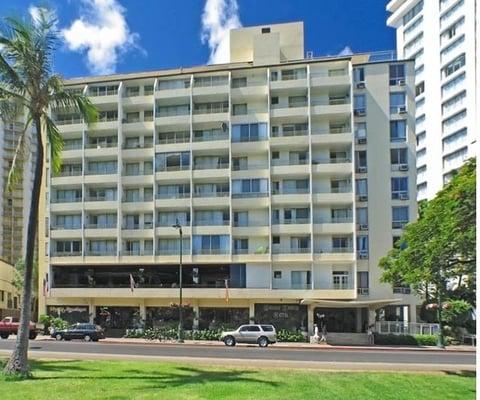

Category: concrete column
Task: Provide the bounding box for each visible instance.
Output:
[192,300,199,330]
[249,301,255,323]
[368,308,376,327]
[356,308,362,332]
[88,301,95,323]
[139,301,146,321]
[408,303,417,323]
[307,305,314,335]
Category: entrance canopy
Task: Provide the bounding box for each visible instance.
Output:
[300,299,402,309]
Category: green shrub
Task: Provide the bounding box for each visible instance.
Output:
[276,329,307,342]
[374,333,449,346]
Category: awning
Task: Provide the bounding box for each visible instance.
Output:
[300,298,402,309]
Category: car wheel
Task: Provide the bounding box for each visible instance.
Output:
[0,333,9,339]
[84,335,92,342]
[257,336,268,348]
[55,333,63,341]
[224,336,236,346]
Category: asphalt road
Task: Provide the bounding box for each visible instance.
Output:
[0,339,475,371]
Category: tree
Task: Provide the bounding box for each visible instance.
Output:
[0,9,97,377]
[379,158,476,338]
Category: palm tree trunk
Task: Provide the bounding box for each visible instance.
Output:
[4,117,44,377]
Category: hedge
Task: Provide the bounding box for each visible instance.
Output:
[374,333,449,346]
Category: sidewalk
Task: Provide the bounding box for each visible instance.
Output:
[36,335,476,352]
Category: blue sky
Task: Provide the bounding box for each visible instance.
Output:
[0,0,394,78]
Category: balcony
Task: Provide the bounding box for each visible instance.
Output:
[85,195,117,202]
[193,191,229,198]
[122,249,154,257]
[51,197,82,204]
[311,97,351,116]
[85,250,117,257]
[312,157,352,175]
[232,162,268,171]
[85,223,117,229]
[270,130,309,147]
[310,70,350,87]
[194,219,230,226]
[315,247,355,262]
[272,247,311,254]
[270,103,308,119]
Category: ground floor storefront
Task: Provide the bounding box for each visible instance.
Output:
[44,298,416,337]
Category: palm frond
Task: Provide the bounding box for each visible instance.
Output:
[6,115,32,191]
[43,114,63,175]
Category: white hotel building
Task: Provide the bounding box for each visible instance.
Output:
[38,22,419,340]
[387,0,478,200]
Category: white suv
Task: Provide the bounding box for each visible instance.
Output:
[220,324,276,347]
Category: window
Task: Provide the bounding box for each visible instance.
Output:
[353,67,365,83]
[441,16,464,44]
[354,94,366,114]
[357,235,369,256]
[291,271,310,288]
[273,271,282,279]
[261,27,271,33]
[415,81,425,97]
[157,79,190,90]
[442,53,465,78]
[272,236,280,245]
[355,179,368,197]
[443,128,467,152]
[234,212,248,227]
[232,123,267,142]
[155,152,190,171]
[443,146,468,170]
[440,0,464,26]
[357,272,369,289]
[232,179,268,197]
[391,177,409,199]
[356,208,368,226]
[442,91,466,115]
[403,0,423,25]
[233,103,247,115]
[389,64,406,85]
[355,151,367,172]
[440,35,465,62]
[442,109,466,132]
[392,206,409,229]
[390,120,407,142]
[233,239,249,254]
[332,271,349,289]
[391,148,408,165]
[390,92,406,114]
[232,77,247,88]
[355,122,367,141]
[441,72,465,97]
[192,235,230,255]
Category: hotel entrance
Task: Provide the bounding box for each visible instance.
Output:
[314,307,368,333]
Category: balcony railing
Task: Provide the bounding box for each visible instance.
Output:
[51,197,82,203]
[85,169,117,175]
[233,221,269,227]
[272,283,310,290]
[272,218,310,225]
[193,248,229,255]
[85,142,118,149]
[122,249,154,256]
[123,142,154,150]
[194,220,230,226]
[319,247,354,253]
[157,135,190,145]
[193,191,229,198]
[86,250,117,256]
[272,188,310,195]
[156,165,190,172]
[51,251,82,257]
[122,224,140,230]
[193,132,229,142]
[271,159,309,167]
[58,170,82,177]
[55,117,83,126]
[232,192,269,199]
[50,225,81,230]
[123,195,153,202]
[193,162,229,170]
[271,102,308,110]
[312,127,350,135]
[85,195,117,202]
[85,223,117,229]
[232,162,268,171]
[310,97,350,106]
[271,130,308,138]
[156,192,190,200]
[312,157,351,164]
[272,247,311,254]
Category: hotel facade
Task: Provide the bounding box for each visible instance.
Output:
[38,22,419,338]
[387,0,478,200]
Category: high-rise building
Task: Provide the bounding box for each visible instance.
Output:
[386,0,477,200]
[0,259,21,318]
[38,22,419,339]
[0,120,35,265]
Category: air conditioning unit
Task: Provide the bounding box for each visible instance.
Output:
[357,166,367,173]
[354,109,366,117]
[399,164,409,171]
[398,106,407,114]
[398,79,406,86]
[358,251,368,259]
[356,137,367,144]
[358,195,368,202]
[359,224,369,231]
[357,288,369,295]
[399,193,409,200]
[356,82,365,89]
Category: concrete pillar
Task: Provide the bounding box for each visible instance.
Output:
[88,301,95,324]
[139,301,146,321]
[408,303,417,323]
[249,301,255,323]
[356,308,363,333]
[192,300,199,330]
[307,305,314,335]
[368,308,376,327]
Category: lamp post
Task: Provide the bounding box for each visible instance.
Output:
[172,219,184,343]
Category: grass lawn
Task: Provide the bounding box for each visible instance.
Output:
[0,359,475,400]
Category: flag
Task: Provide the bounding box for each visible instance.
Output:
[224,279,229,303]
[129,274,136,292]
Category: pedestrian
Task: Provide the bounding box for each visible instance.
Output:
[320,323,327,343]
[367,324,375,345]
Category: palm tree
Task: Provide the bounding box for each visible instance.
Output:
[0,10,97,376]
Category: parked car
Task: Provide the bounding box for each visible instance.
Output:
[0,317,39,340]
[220,324,276,347]
[52,323,105,342]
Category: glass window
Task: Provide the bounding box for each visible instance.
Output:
[353,67,365,83]
[355,123,367,140]
[354,94,366,113]
[391,177,409,199]
[390,92,406,113]
[390,148,408,165]
[355,179,368,196]
[357,272,369,289]
[392,206,409,229]
[389,64,406,85]
[390,120,407,142]
[442,53,465,78]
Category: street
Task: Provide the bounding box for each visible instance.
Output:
[0,339,475,371]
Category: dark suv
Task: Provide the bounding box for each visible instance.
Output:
[52,323,105,342]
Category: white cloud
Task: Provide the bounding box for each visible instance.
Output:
[201,0,242,64]
[61,0,140,75]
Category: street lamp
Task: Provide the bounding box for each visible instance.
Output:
[172,218,184,343]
